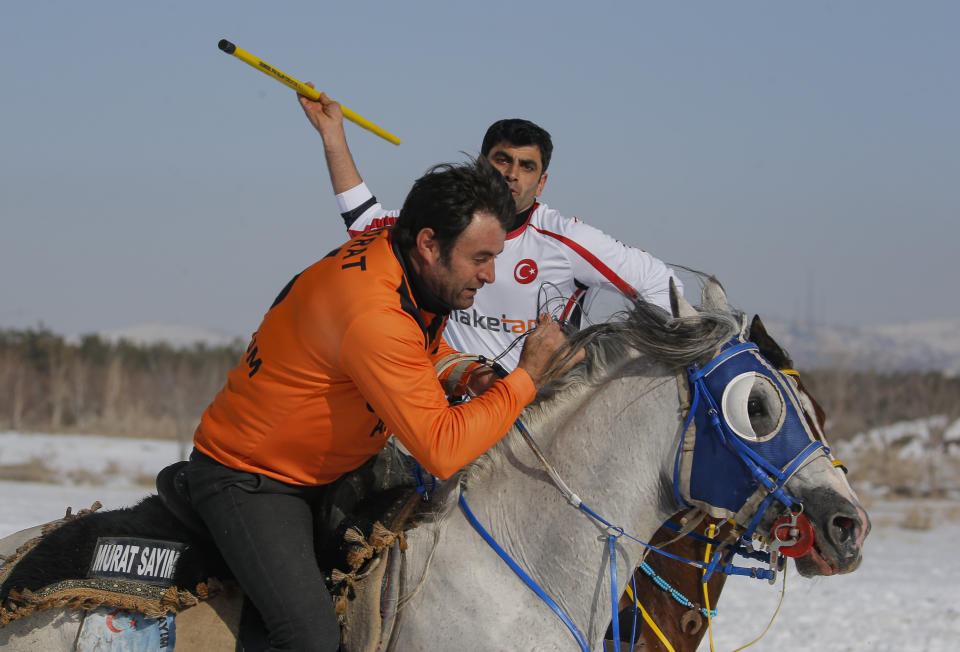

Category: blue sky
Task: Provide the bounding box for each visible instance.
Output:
[2,1,957,337]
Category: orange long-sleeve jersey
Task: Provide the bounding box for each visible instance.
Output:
[194,228,535,486]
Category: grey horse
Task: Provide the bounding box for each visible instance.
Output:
[0,280,869,650]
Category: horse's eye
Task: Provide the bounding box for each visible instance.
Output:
[721,372,785,442]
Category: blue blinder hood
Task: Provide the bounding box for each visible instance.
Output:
[674,338,828,524]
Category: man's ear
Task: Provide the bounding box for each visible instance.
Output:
[536,172,548,196]
[415,228,441,264]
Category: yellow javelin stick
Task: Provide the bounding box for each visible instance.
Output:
[218,39,401,146]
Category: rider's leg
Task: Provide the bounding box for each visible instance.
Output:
[185,450,340,652]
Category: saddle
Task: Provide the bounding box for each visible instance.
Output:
[0,445,428,652]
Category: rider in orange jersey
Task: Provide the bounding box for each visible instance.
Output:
[182,159,581,652]
[196,225,536,484]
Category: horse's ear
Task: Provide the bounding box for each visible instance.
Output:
[749,314,793,368]
[701,276,729,311]
[670,277,698,318]
[749,314,769,340]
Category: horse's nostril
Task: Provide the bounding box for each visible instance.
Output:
[832,515,857,544]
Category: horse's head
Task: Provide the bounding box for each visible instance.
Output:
[747,314,870,576]
[671,279,870,578]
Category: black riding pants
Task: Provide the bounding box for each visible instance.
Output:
[184,450,340,652]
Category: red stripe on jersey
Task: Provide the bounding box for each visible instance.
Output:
[529,224,638,297]
[561,287,585,321]
[348,215,399,238]
[506,202,539,240]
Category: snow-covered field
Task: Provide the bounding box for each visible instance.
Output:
[1,431,957,651]
[699,500,959,652]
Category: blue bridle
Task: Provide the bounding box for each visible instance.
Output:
[454,334,829,650]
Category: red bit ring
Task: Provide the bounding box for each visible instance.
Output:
[772,513,815,558]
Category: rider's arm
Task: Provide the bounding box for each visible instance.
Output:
[298,88,360,192]
[316,111,361,195]
[339,308,535,480]
[298,88,397,234]
[336,183,399,235]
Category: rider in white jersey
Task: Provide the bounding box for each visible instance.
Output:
[337,185,678,369]
[300,90,683,370]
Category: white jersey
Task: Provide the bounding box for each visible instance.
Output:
[336,182,681,370]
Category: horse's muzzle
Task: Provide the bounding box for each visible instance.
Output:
[795,493,871,577]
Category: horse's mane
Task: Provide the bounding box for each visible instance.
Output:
[555,294,741,390]
[453,292,743,495]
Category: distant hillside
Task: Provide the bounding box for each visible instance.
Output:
[90,323,245,350]
[763,318,960,376]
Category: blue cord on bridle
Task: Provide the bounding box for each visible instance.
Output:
[461,476,649,651]
[412,460,436,499]
[458,490,593,651]
[459,416,722,651]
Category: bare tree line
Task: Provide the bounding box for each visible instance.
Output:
[2,327,959,448]
[804,369,960,441]
[0,328,241,456]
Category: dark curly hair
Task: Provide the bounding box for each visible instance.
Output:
[392,157,515,262]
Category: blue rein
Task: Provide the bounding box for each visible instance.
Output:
[460,485,643,652]
[457,418,711,651]
[458,492,593,651]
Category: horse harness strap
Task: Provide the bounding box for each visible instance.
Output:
[454,360,603,651]
[459,334,829,648]
[458,492,592,652]
[461,414,711,651]
[458,376,712,649]
[457,347,750,650]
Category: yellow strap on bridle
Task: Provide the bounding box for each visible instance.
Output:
[703,523,717,652]
[624,584,676,652]
[624,521,720,652]
[731,565,788,651]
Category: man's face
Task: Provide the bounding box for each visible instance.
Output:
[486,141,548,214]
[416,212,505,310]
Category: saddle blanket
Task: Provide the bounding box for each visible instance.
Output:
[76,606,176,651]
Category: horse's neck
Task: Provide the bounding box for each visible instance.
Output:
[402,359,683,648]
[478,364,683,575]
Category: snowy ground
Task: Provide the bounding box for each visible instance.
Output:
[697,501,959,652]
[1,431,957,651]
[0,431,183,533]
